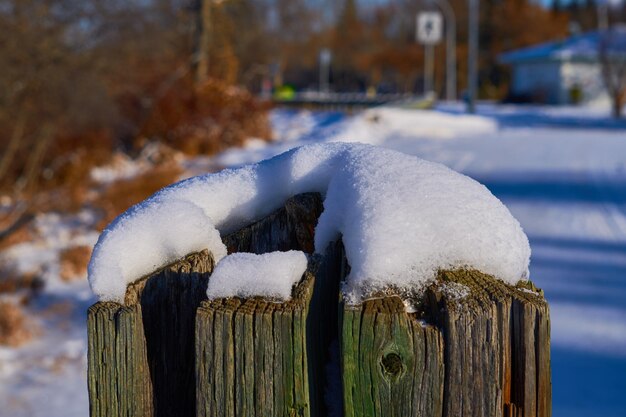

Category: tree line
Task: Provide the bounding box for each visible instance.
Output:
[0,0,624,196]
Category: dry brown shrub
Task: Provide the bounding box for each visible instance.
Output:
[141,78,272,156]
[41,130,115,189]
[0,267,44,296]
[93,164,183,229]
[0,129,115,195]
[0,218,33,252]
[0,301,33,347]
[59,245,92,282]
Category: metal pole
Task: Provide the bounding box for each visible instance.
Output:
[319,60,325,93]
[324,61,330,93]
[598,1,609,31]
[319,49,331,94]
[425,44,435,93]
[437,0,457,101]
[467,0,479,113]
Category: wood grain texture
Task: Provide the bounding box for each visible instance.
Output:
[422,269,551,417]
[196,269,315,417]
[341,269,550,417]
[88,250,214,417]
[87,302,153,417]
[341,296,444,417]
[88,193,323,417]
[222,192,323,255]
[195,192,326,417]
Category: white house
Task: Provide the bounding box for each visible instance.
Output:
[499,27,626,106]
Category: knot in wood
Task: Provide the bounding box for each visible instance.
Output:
[381,352,403,376]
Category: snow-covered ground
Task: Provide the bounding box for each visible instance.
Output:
[1,103,625,416]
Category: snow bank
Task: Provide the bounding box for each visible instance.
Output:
[206,251,308,301]
[209,107,497,170]
[88,143,530,303]
[327,107,498,144]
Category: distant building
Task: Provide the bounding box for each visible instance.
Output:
[499,27,626,106]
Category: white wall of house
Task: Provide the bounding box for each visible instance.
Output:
[510,60,610,106]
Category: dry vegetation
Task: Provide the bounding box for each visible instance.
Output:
[0,1,276,346]
[0,269,43,297]
[59,246,93,283]
[92,164,184,228]
[0,301,35,347]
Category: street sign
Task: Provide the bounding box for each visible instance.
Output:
[417,12,443,45]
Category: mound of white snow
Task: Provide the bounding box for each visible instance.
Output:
[206,251,308,301]
[88,143,530,303]
[327,107,498,144]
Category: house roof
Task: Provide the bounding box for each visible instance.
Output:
[499,26,626,64]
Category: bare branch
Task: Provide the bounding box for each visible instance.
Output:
[0,113,26,183]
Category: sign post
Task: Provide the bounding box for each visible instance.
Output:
[417,12,443,95]
[467,0,479,113]
[597,0,609,31]
[319,48,331,95]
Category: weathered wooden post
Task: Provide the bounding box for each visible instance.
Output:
[340,295,445,417]
[88,192,550,417]
[340,269,550,417]
[87,302,153,417]
[195,268,315,417]
[193,192,330,417]
[87,249,214,417]
[87,193,323,417]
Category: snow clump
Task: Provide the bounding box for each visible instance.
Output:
[88,142,530,303]
[206,251,308,301]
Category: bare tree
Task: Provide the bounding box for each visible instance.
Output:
[599,28,626,118]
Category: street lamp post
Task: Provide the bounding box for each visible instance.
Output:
[467,0,479,113]
[437,0,457,101]
[319,48,331,95]
[597,0,609,31]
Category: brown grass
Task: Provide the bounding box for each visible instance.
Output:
[0,301,34,347]
[0,218,33,252]
[0,266,44,296]
[143,78,272,156]
[59,245,92,282]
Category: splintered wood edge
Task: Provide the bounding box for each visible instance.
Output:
[342,269,547,319]
[431,269,547,313]
[123,249,216,306]
[222,192,323,254]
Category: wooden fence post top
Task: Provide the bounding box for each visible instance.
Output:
[425,269,547,312]
[199,262,316,314]
[88,191,550,417]
[122,249,215,306]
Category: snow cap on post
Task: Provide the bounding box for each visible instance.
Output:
[88,143,530,304]
[206,251,308,301]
